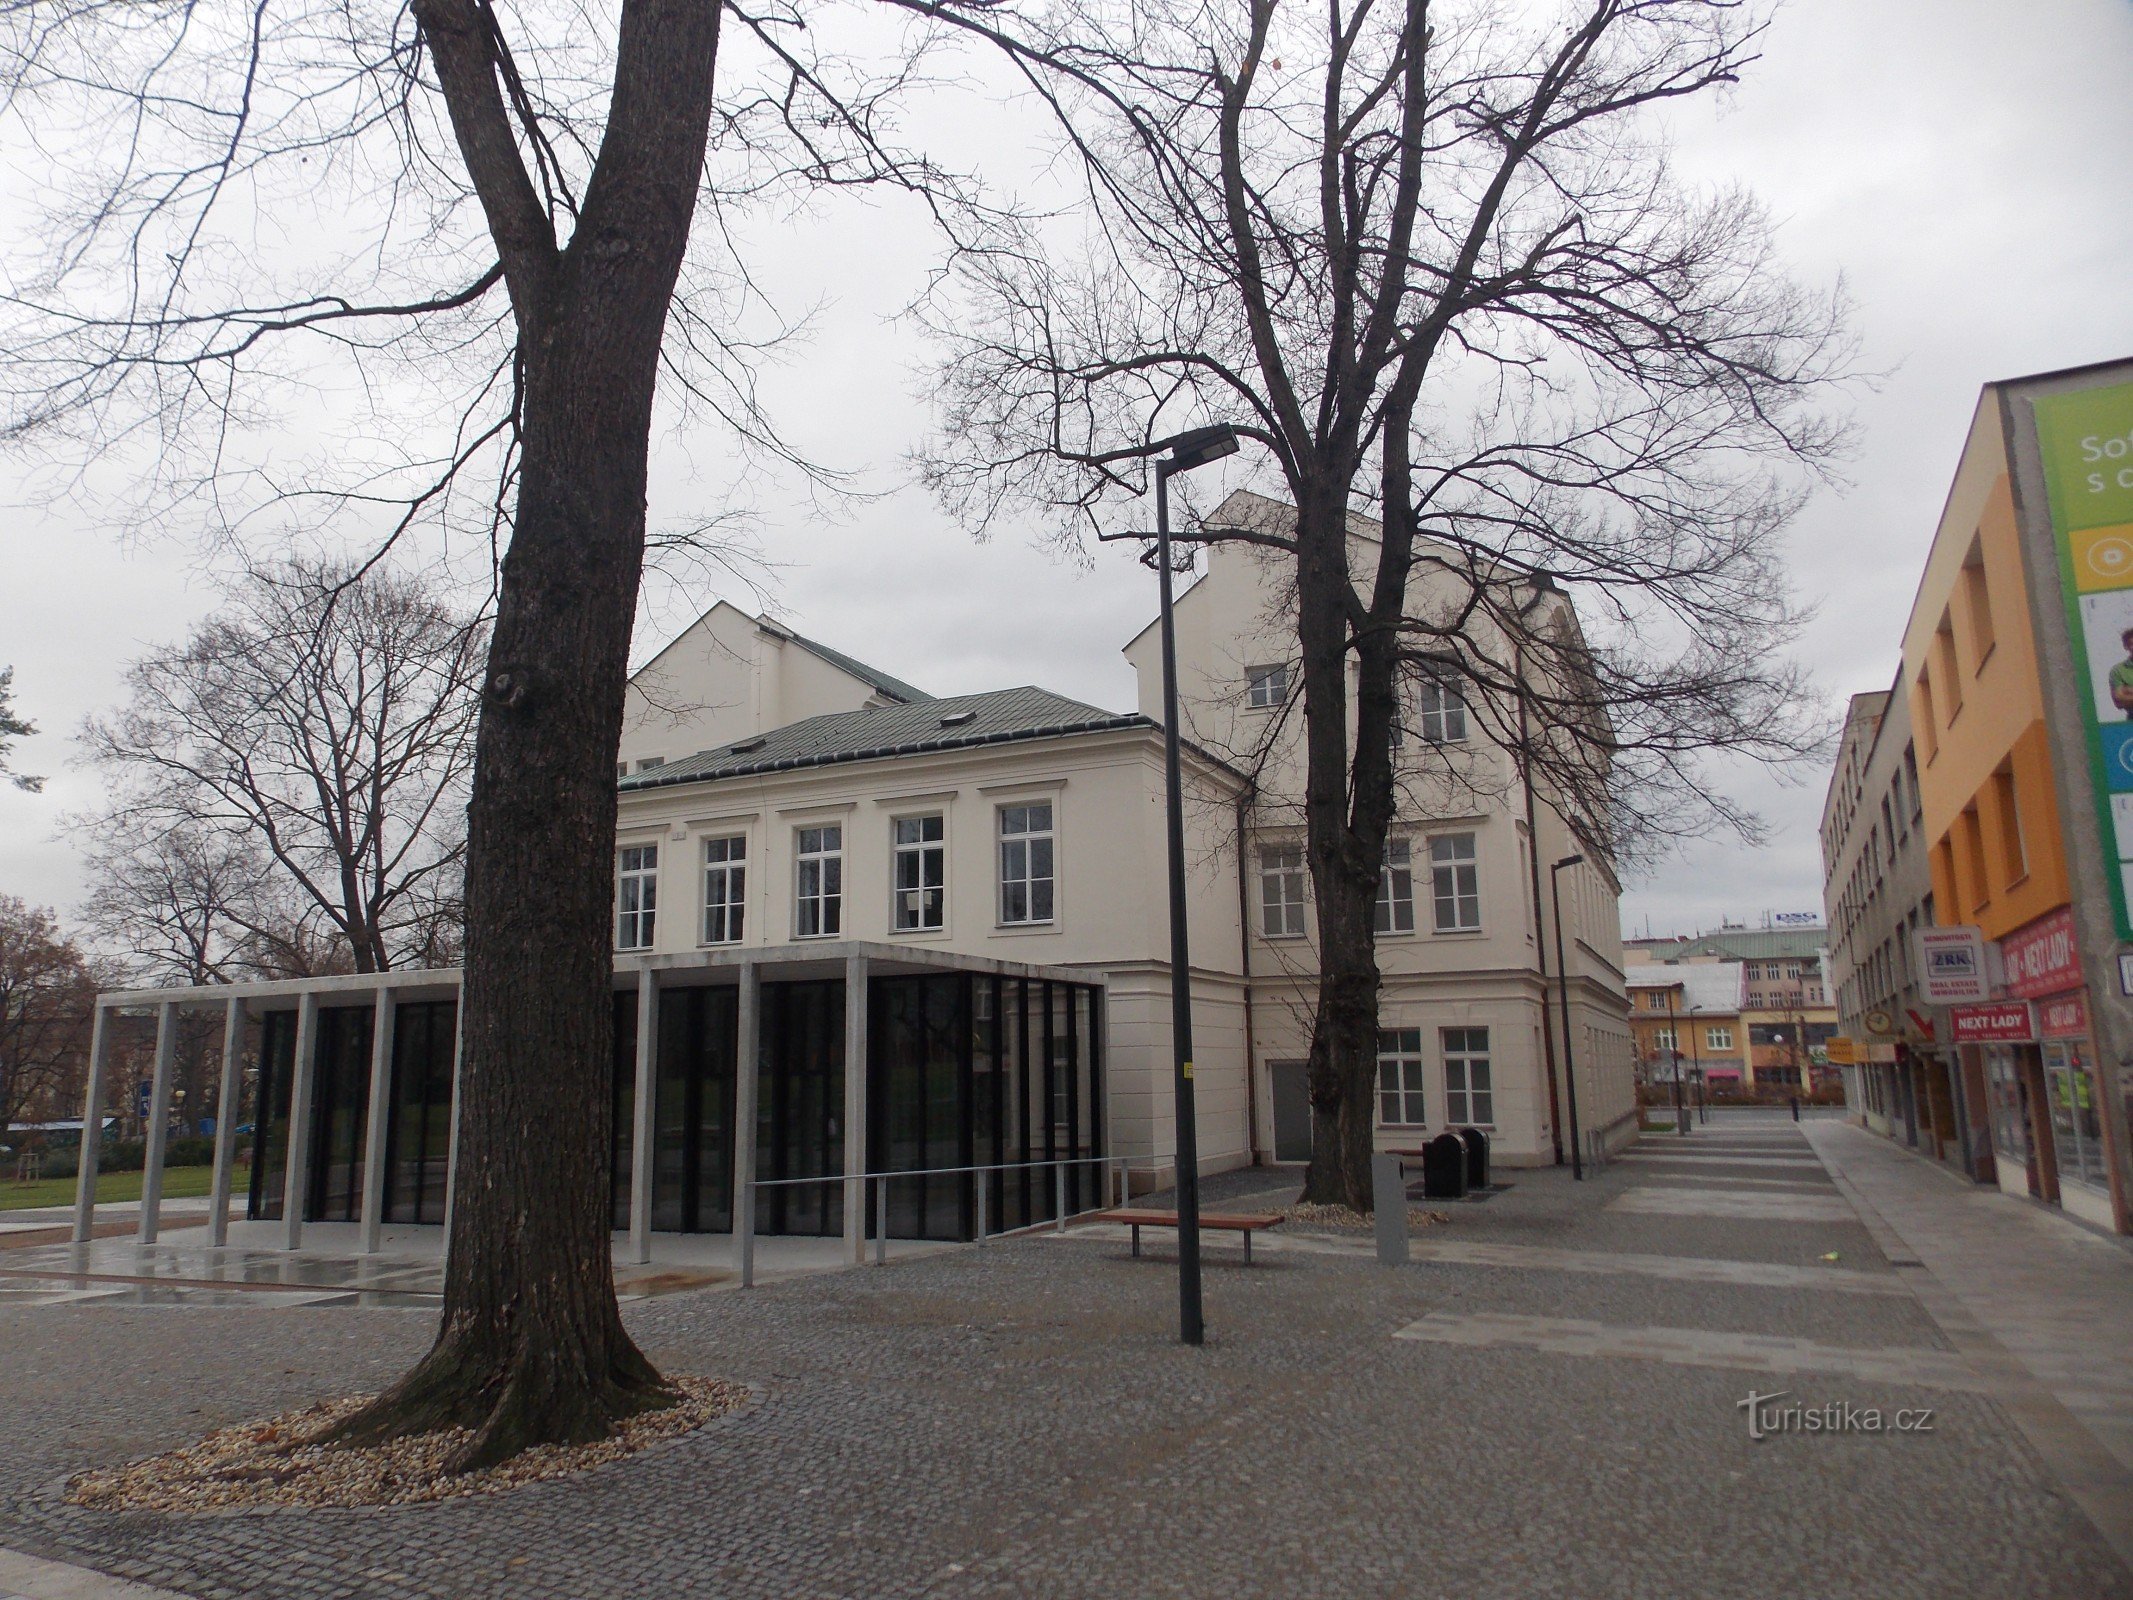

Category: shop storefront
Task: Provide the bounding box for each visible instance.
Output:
[2001,908,2120,1231]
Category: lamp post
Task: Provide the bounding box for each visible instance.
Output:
[1687,1005,1706,1125]
[1549,853,1586,1180]
[1099,423,1239,1347]
[1662,986,1687,1135]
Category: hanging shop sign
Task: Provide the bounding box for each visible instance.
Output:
[1947,1000,2036,1045]
[2000,907,2081,1000]
[2039,991,2091,1041]
[1915,925,1992,1004]
[1824,1036,1858,1066]
[2033,379,2133,943]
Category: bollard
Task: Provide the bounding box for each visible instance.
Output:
[875,1175,888,1266]
[1054,1164,1067,1234]
[1371,1153,1409,1266]
[1791,1096,1801,1122]
[976,1174,988,1248]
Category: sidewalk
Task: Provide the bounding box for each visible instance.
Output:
[1807,1118,2133,1562]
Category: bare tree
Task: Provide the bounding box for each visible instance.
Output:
[2,0,972,1463]
[0,668,38,793]
[77,558,483,975]
[908,0,1852,1206]
[0,897,98,1138]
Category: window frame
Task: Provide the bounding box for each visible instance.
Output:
[1414,673,1469,744]
[1442,1027,1492,1127]
[1428,831,1482,933]
[997,800,1057,927]
[616,842,659,951]
[1245,663,1292,710]
[793,824,844,939]
[1706,1025,1734,1051]
[1376,1027,1428,1127]
[1375,837,1416,935]
[891,813,947,933]
[700,833,747,946]
[1259,843,1309,938]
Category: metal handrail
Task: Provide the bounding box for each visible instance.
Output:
[733,1153,1130,1288]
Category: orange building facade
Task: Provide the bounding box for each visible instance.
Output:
[1894,375,2128,1232]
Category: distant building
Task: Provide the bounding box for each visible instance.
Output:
[1626,962,1745,1089]
[1623,925,1836,1091]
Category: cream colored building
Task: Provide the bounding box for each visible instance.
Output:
[608,492,1635,1183]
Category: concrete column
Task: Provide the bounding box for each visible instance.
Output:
[843,954,868,1266]
[282,990,320,1250]
[628,965,660,1265]
[358,985,396,1254]
[733,962,760,1286]
[440,986,466,1258]
[137,1000,180,1244]
[70,1004,114,1246]
[208,997,245,1247]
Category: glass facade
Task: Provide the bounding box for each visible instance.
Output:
[248,968,1103,1243]
[2044,1038,2109,1195]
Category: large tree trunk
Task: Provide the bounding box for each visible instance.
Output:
[329,0,723,1471]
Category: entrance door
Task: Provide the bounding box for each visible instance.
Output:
[1270,1060,1312,1163]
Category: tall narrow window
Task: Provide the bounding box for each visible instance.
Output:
[1246,663,1291,708]
[1377,1028,1427,1126]
[702,835,746,944]
[999,802,1055,924]
[1443,1028,1492,1124]
[1994,764,2028,885]
[1416,675,1468,743]
[795,825,843,937]
[616,844,658,950]
[1375,838,1415,933]
[893,814,947,931]
[1430,833,1481,931]
[1963,537,1995,666]
[1260,845,1308,937]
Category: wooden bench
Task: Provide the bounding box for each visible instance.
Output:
[1095,1207,1284,1263]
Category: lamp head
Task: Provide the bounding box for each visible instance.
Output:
[1552,852,1584,871]
[1163,424,1240,473]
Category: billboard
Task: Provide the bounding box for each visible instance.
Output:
[2033,379,2133,942]
[1914,925,1991,1004]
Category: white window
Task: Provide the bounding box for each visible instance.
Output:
[1429,833,1481,931]
[1443,1028,1493,1125]
[1377,1028,1427,1126]
[998,802,1055,924]
[702,835,746,945]
[1260,845,1308,937]
[1246,663,1291,709]
[616,844,658,950]
[892,815,946,931]
[1375,838,1415,934]
[1650,1027,1676,1052]
[795,825,843,938]
[1415,675,1468,743]
[1706,1025,1734,1051]
[635,756,666,773]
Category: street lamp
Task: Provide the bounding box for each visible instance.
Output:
[1663,986,1686,1136]
[1549,853,1586,1180]
[1098,421,1240,1347]
[1687,1004,1706,1125]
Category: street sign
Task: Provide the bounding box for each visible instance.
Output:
[1915,926,1991,1004]
[135,1080,152,1119]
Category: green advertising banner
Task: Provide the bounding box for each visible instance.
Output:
[2033,379,2133,944]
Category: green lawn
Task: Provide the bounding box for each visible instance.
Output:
[0,1164,219,1213]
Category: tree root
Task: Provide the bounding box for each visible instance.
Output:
[320,1316,677,1474]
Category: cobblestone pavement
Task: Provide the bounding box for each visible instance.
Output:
[0,1116,2127,1600]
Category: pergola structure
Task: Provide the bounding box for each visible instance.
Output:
[72,942,1114,1282]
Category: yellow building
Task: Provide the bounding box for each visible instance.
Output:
[1897,369,2126,1232]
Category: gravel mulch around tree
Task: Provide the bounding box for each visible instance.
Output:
[65,1375,751,1513]
[1279,1202,1451,1231]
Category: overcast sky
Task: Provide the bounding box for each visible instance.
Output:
[3,0,2130,943]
